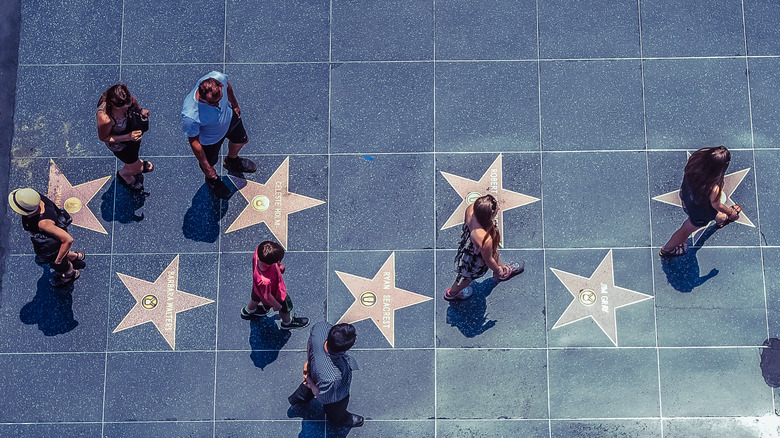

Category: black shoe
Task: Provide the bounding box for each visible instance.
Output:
[223,156,257,173]
[205,176,231,199]
[240,305,268,319]
[340,414,364,428]
[280,316,309,330]
[117,172,143,191]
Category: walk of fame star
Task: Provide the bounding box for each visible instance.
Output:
[653,155,755,242]
[226,157,324,249]
[113,255,214,350]
[47,159,110,234]
[335,253,431,347]
[551,250,652,346]
[440,154,539,243]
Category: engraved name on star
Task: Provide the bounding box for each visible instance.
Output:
[47,159,110,234]
[440,154,539,243]
[336,253,432,347]
[551,250,652,347]
[113,255,214,350]
[653,153,755,237]
[226,157,325,249]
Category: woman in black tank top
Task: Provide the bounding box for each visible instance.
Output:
[9,188,85,286]
[659,146,742,258]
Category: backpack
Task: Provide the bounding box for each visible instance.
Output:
[760,338,780,387]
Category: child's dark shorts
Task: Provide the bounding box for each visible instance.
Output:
[252,292,293,313]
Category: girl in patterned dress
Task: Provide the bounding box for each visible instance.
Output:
[444,194,524,301]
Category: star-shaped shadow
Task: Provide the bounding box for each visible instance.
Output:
[551,250,652,346]
[653,153,755,243]
[226,157,324,249]
[440,154,539,243]
[113,255,214,350]
[47,159,110,234]
[335,253,431,347]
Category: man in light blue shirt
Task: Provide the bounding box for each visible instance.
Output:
[182,71,256,199]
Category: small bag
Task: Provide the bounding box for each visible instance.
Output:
[127,105,149,133]
[23,204,72,265]
[760,338,780,387]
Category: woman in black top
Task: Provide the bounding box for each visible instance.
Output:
[8,188,84,286]
[659,146,742,258]
[97,84,153,191]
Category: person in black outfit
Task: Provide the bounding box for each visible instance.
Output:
[659,146,742,258]
[289,322,363,428]
[9,188,85,286]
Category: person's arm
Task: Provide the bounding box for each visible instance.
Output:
[131,95,149,118]
[97,111,140,143]
[226,82,240,117]
[38,219,73,264]
[709,186,740,220]
[477,233,508,277]
[187,135,218,179]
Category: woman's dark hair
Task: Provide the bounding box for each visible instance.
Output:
[98,84,132,114]
[256,240,285,265]
[473,194,500,255]
[327,323,356,354]
[684,146,731,201]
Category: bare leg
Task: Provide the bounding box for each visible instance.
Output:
[446,277,472,297]
[661,219,700,252]
[119,160,143,184]
[226,141,246,159]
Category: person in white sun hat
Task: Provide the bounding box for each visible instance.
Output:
[8,188,85,287]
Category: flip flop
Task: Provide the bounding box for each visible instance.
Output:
[141,160,154,173]
[497,261,525,282]
[50,270,80,287]
[443,286,473,301]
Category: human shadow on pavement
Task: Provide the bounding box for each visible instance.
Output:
[249,315,291,370]
[100,179,148,224]
[445,277,499,337]
[19,269,78,336]
[182,181,229,243]
[661,225,719,293]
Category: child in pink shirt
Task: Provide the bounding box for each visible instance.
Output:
[241,241,309,329]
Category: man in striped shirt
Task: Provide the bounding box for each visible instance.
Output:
[288,322,363,427]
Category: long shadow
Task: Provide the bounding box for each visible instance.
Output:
[19,269,78,336]
[100,179,148,224]
[661,226,719,293]
[248,316,291,370]
[182,181,229,243]
[445,277,499,337]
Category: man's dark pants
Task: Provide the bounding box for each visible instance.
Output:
[289,382,351,424]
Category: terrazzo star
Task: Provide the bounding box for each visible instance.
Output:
[226,157,324,248]
[441,154,539,243]
[182,71,257,199]
[335,253,431,347]
[113,255,214,350]
[551,250,652,346]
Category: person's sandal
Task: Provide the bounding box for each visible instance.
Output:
[117,171,144,191]
[497,261,525,282]
[659,243,687,258]
[141,160,154,173]
[50,270,80,287]
[443,286,473,301]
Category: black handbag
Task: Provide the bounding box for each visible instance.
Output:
[23,205,72,264]
[127,105,149,133]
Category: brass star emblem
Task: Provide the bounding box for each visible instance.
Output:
[551,250,652,346]
[47,159,110,234]
[440,154,539,243]
[113,255,214,350]
[335,253,432,347]
[226,157,325,249]
[653,154,755,230]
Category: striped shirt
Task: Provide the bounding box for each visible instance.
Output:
[307,322,358,405]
